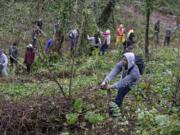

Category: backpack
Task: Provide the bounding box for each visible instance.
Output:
[95,36,99,44]
[135,55,145,75]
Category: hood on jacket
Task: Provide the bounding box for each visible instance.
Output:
[0,49,3,56]
[123,52,135,70]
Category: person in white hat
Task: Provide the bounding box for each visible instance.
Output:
[100,29,111,55]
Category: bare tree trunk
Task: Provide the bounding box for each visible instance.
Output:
[173,49,180,106]
[145,0,150,60]
[68,1,86,98]
[97,0,117,27]
[37,38,66,98]
[174,75,180,105]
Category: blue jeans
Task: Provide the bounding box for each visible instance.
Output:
[71,39,78,52]
[115,86,131,107]
[1,66,8,77]
[32,38,37,48]
[155,32,159,44]
[164,36,170,46]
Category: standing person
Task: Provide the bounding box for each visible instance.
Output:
[100,52,141,115]
[164,26,172,46]
[0,49,8,77]
[44,38,53,53]
[99,29,111,55]
[53,18,60,36]
[9,42,18,71]
[154,20,160,44]
[37,18,43,30]
[31,23,37,48]
[123,28,135,53]
[87,33,101,55]
[24,44,35,74]
[53,18,64,51]
[126,27,134,40]
[36,18,44,36]
[69,28,79,54]
[115,24,125,47]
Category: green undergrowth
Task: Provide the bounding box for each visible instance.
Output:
[0,46,179,134]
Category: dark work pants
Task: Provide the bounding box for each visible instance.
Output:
[123,43,127,53]
[115,86,131,107]
[155,32,159,44]
[32,38,37,48]
[26,64,31,73]
[100,44,108,55]
[70,39,78,54]
[164,36,170,46]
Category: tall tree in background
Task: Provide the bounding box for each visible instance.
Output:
[144,0,150,60]
[97,0,117,27]
[145,0,153,60]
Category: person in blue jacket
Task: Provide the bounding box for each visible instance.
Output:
[44,38,53,53]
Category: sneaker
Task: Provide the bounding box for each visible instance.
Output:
[109,102,121,117]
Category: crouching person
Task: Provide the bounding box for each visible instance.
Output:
[0,49,8,77]
[101,52,140,115]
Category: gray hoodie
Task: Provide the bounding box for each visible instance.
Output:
[103,52,140,89]
[0,53,8,70]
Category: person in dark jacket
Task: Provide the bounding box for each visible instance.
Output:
[164,26,172,46]
[154,20,160,44]
[37,18,43,30]
[31,24,37,48]
[53,18,60,35]
[24,44,35,74]
[69,28,79,54]
[123,28,135,53]
[9,42,18,71]
[101,52,141,108]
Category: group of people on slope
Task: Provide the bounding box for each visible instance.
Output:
[0,42,35,77]
[154,20,174,46]
[87,29,111,55]
[87,24,136,56]
[99,20,177,116]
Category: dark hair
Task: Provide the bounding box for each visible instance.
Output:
[13,42,17,46]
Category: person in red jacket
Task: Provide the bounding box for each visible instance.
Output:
[24,44,35,74]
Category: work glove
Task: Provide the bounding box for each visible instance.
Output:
[100,81,107,90]
[100,82,113,90]
[106,84,114,90]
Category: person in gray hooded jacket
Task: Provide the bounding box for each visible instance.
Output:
[0,49,8,77]
[101,52,141,107]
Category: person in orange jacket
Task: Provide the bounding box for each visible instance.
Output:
[115,24,125,47]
